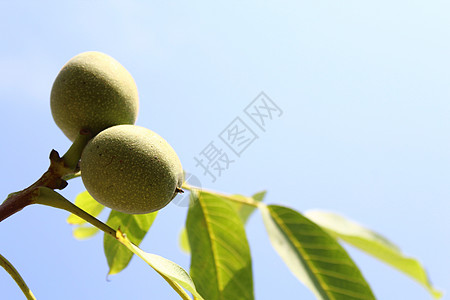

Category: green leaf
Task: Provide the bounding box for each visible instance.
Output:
[179,227,190,254]
[104,210,157,275]
[304,210,443,299]
[186,191,254,300]
[179,190,265,254]
[228,191,266,224]
[115,229,204,300]
[67,191,104,225]
[73,225,99,240]
[0,253,36,300]
[260,204,375,300]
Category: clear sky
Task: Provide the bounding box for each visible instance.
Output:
[1,1,448,299]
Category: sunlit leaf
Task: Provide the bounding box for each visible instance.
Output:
[67,191,104,225]
[305,210,443,299]
[116,230,204,300]
[104,210,157,275]
[0,253,36,300]
[73,225,99,240]
[187,191,254,300]
[260,204,375,300]
[179,190,265,255]
[179,227,190,254]
[229,191,266,224]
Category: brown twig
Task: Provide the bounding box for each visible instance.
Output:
[0,150,73,222]
[0,130,93,222]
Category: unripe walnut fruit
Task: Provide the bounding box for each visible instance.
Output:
[80,125,183,214]
[51,51,139,141]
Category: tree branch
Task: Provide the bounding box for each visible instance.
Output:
[0,130,93,222]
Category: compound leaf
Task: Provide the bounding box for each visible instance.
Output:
[0,253,36,300]
[116,230,204,300]
[260,204,375,300]
[73,225,99,240]
[179,190,265,254]
[305,210,442,299]
[67,191,104,225]
[229,190,266,224]
[187,191,254,300]
[104,210,157,275]
[179,227,190,254]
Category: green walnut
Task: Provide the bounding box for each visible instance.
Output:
[50,51,139,141]
[80,125,184,214]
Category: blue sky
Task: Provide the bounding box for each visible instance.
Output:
[1,1,448,299]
